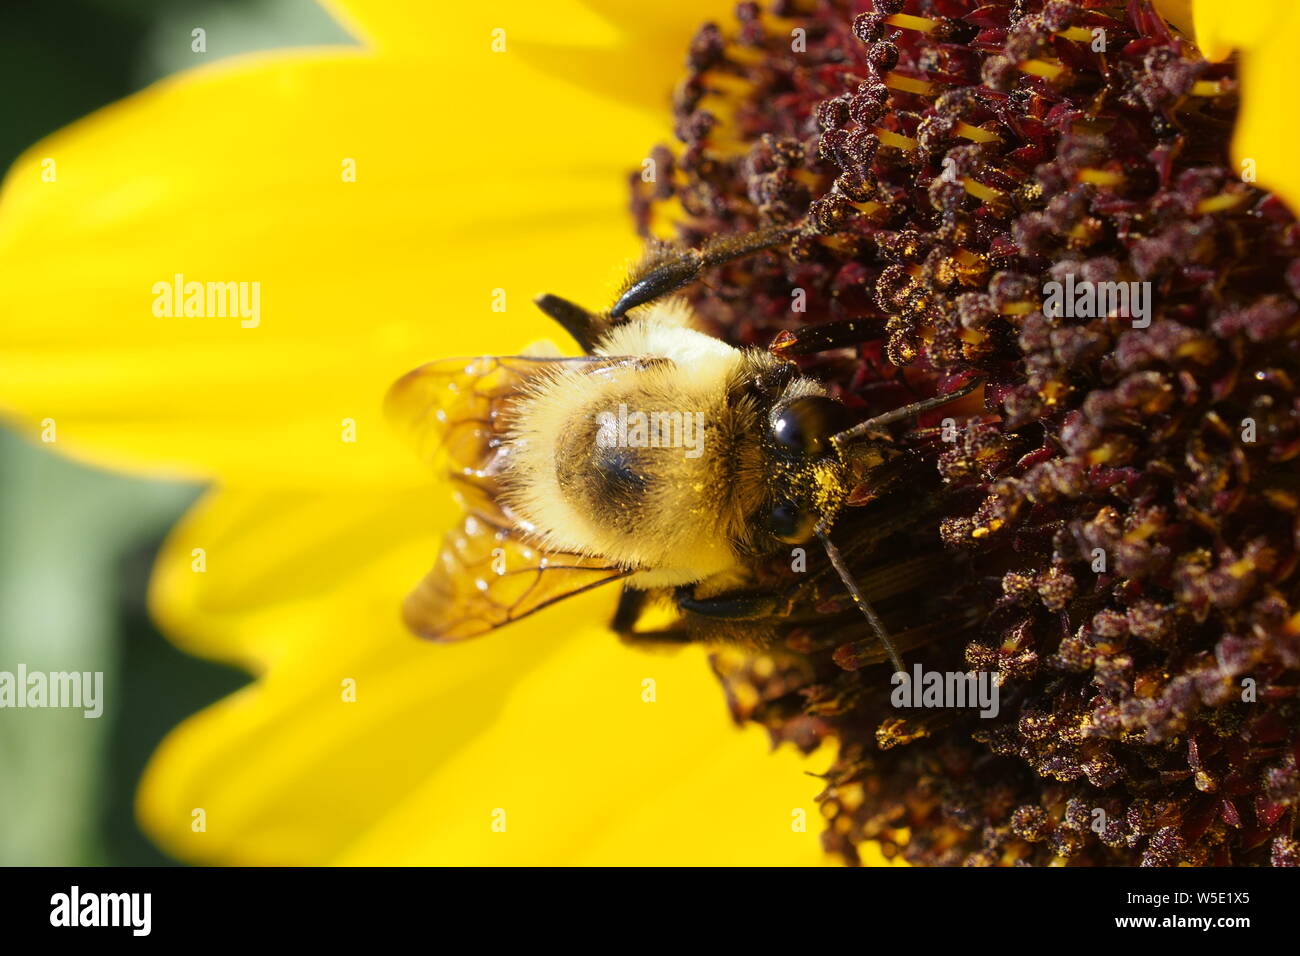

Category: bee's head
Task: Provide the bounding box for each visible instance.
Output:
[737,358,854,550]
[761,393,854,543]
[741,362,910,673]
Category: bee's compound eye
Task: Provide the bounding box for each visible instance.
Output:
[771,396,845,455]
[766,500,816,544]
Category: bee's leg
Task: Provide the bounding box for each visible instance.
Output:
[768,319,877,357]
[533,294,605,354]
[676,592,779,619]
[830,376,983,449]
[609,223,801,318]
[610,587,693,646]
[610,586,647,632]
[611,587,785,644]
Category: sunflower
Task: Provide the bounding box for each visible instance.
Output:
[0,0,1293,866]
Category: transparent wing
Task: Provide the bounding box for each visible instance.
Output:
[403,512,628,641]
[385,354,663,500]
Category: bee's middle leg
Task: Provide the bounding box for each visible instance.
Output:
[676,591,779,619]
[609,587,693,647]
[609,587,784,648]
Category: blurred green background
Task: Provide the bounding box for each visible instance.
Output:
[0,0,351,865]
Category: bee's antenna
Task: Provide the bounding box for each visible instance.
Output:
[610,223,802,318]
[533,294,603,353]
[829,377,983,451]
[816,528,907,675]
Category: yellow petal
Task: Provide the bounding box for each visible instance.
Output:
[148,485,441,671]
[138,582,836,865]
[510,0,746,115]
[1152,0,1195,41]
[1163,0,1300,213]
[1188,0,1276,61]
[0,48,657,485]
[322,0,739,114]
[320,0,619,56]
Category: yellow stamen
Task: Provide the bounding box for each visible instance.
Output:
[1227,557,1255,578]
[1077,168,1125,186]
[884,12,937,34]
[1000,301,1036,315]
[955,121,1000,143]
[849,200,886,217]
[1124,519,1159,541]
[702,136,750,159]
[1072,118,1115,136]
[1195,191,1247,214]
[704,71,751,95]
[1020,58,1064,79]
[874,127,918,150]
[1190,79,1226,96]
[725,44,765,67]
[1041,380,1069,405]
[696,109,748,154]
[696,92,734,115]
[1057,26,1094,42]
[760,12,799,32]
[817,235,858,253]
[884,72,936,96]
[963,178,1004,203]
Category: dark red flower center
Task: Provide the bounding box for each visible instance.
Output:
[630,0,1300,866]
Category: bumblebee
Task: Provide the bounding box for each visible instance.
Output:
[386,228,980,671]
